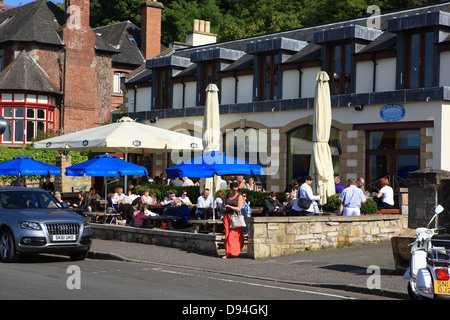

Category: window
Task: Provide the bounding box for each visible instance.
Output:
[260,51,280,101]
[288,126,342,180]
[156,68,170,109]
[201,60,219,104]
[113,72,127,94]
[366,130,420,192]
[329,42,352,94]
[1,106,54,144]
[406,30,434,89]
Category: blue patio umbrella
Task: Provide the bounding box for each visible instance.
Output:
[65,154,148,212]
[165,151,264,179]
[165,151,264,220]
[0,155,61,176]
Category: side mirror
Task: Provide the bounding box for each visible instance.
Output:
[435,204,444,214]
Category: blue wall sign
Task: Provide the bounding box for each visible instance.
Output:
[380,104,405,122]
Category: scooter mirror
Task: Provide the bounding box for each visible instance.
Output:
[435,204,444,214]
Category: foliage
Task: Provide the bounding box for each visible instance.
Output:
[86,0,439,46]
[361,197,378,214]
[0,146,88,183]
[322,193,341,212]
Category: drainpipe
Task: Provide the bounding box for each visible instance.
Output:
[61,47,67,132]
[181,77,186,108]
[133,85,137,112]
[233,71,239,104]
[297,62,303,98]
[372,53,377,92]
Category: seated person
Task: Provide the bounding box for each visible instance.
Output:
[118,197,141,226]
[133,203,152,228]
[374,177,394,210]
[172,197,190,229]
[161,190,177,215]
[111,187,126,209]
[263,192,283,216]
[195,189,213,219]
[179,190,192,206]
[282,192,296,216]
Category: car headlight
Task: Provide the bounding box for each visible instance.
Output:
[83,221,91,234]
[19,221,42,230]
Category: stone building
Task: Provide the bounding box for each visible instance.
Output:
[116,2,450,204]
[0,0,162,145]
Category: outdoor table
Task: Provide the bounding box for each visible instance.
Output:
[90,199,105,212]
[82,211,122,224]
[188,219,223,234]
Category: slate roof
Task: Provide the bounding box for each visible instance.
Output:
[94,21,145,66]
[139,1,450,83]
[0,50,62,94]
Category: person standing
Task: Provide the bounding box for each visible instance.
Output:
[291,176,322,216]
[221,182,244,258]
[338,178,366,216]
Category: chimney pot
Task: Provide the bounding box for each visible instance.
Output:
[193,19,200,32]
[199,20,205,32]
[205,21,210,33]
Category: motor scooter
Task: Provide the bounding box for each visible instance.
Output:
[404,204,450,299]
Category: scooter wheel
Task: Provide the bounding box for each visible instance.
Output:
[407,282,423,300]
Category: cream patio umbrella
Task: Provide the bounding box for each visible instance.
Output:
[201,84,223,196]
[33,116,203,192]
[309,71,335,206]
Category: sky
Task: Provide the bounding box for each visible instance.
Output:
[4,0,64,6]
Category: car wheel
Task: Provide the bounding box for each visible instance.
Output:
[69,251,88,261]
[0,229,18,263]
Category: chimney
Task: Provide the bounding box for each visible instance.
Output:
[186,19,217,46]
[140,1,164,60]
[65,0,90,30]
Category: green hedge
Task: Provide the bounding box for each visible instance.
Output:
[321,193,378,214]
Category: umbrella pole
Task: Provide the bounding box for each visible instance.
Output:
[104,176,107,213]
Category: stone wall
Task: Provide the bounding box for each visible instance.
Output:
[91,224,223,255]
[247,214,407,259]
[408,169,450,229]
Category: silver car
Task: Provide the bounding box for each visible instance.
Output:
[0,187,91,262]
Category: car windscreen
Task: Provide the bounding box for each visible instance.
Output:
[0,190,62,209]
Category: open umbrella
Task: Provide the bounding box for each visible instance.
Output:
[309,71,335,205]
[34,116,202,192]
[166,150,264,220]
[0,155,61,176]
[65,154,148,212]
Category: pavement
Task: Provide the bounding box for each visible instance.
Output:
[88,238,409,300]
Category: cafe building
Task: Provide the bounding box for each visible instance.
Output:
[116,2,450,199]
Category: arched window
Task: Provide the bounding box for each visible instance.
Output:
[287,125,342,181]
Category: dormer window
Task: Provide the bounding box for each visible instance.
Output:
[156,67,170,109]
[260,51,280,100]
[313,24,382,95]
[329,42,352,94]
[387,10,450,89]
[201,59,219,104]
[247,37,307,101]
[406,29,434,89]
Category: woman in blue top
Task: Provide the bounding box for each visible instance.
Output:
[240,192,251,234]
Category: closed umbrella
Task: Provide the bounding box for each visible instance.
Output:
[202,84,222,196]
[65,154,148,212]
[310,71,335,206]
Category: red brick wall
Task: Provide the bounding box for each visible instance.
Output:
[61,0,99,132]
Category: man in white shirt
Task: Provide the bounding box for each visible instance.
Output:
[339,178,366,216]
[112,187,126,209]
[195,189,214,219]
[291,176,322,216]
[181,177,194,186]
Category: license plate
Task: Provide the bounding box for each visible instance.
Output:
[52,235,76,241]
[434,280,450,295]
